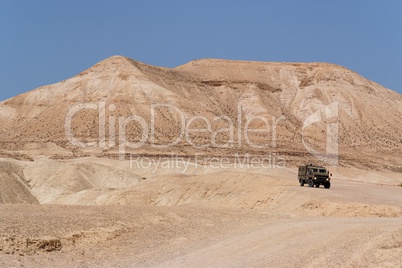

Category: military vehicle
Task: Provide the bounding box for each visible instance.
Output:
[298,164,332,189]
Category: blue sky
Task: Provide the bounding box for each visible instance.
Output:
[1,0,401,101]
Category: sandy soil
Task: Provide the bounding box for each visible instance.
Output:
[0,158,401,267]
[1,204,401,268]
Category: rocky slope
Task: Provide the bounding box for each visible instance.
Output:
[0,56,401,169]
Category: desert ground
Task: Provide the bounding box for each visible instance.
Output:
[0,157,401,267]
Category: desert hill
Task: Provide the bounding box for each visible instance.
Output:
[0,56,401,170]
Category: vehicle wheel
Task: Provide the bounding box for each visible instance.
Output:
[324,182,331,189]
[299,179,304,186]
[308,179,314,187]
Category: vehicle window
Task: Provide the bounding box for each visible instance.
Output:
[312,168,318,172]
[319,169,326,173]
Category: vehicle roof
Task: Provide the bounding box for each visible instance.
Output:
[304,164,326,168]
